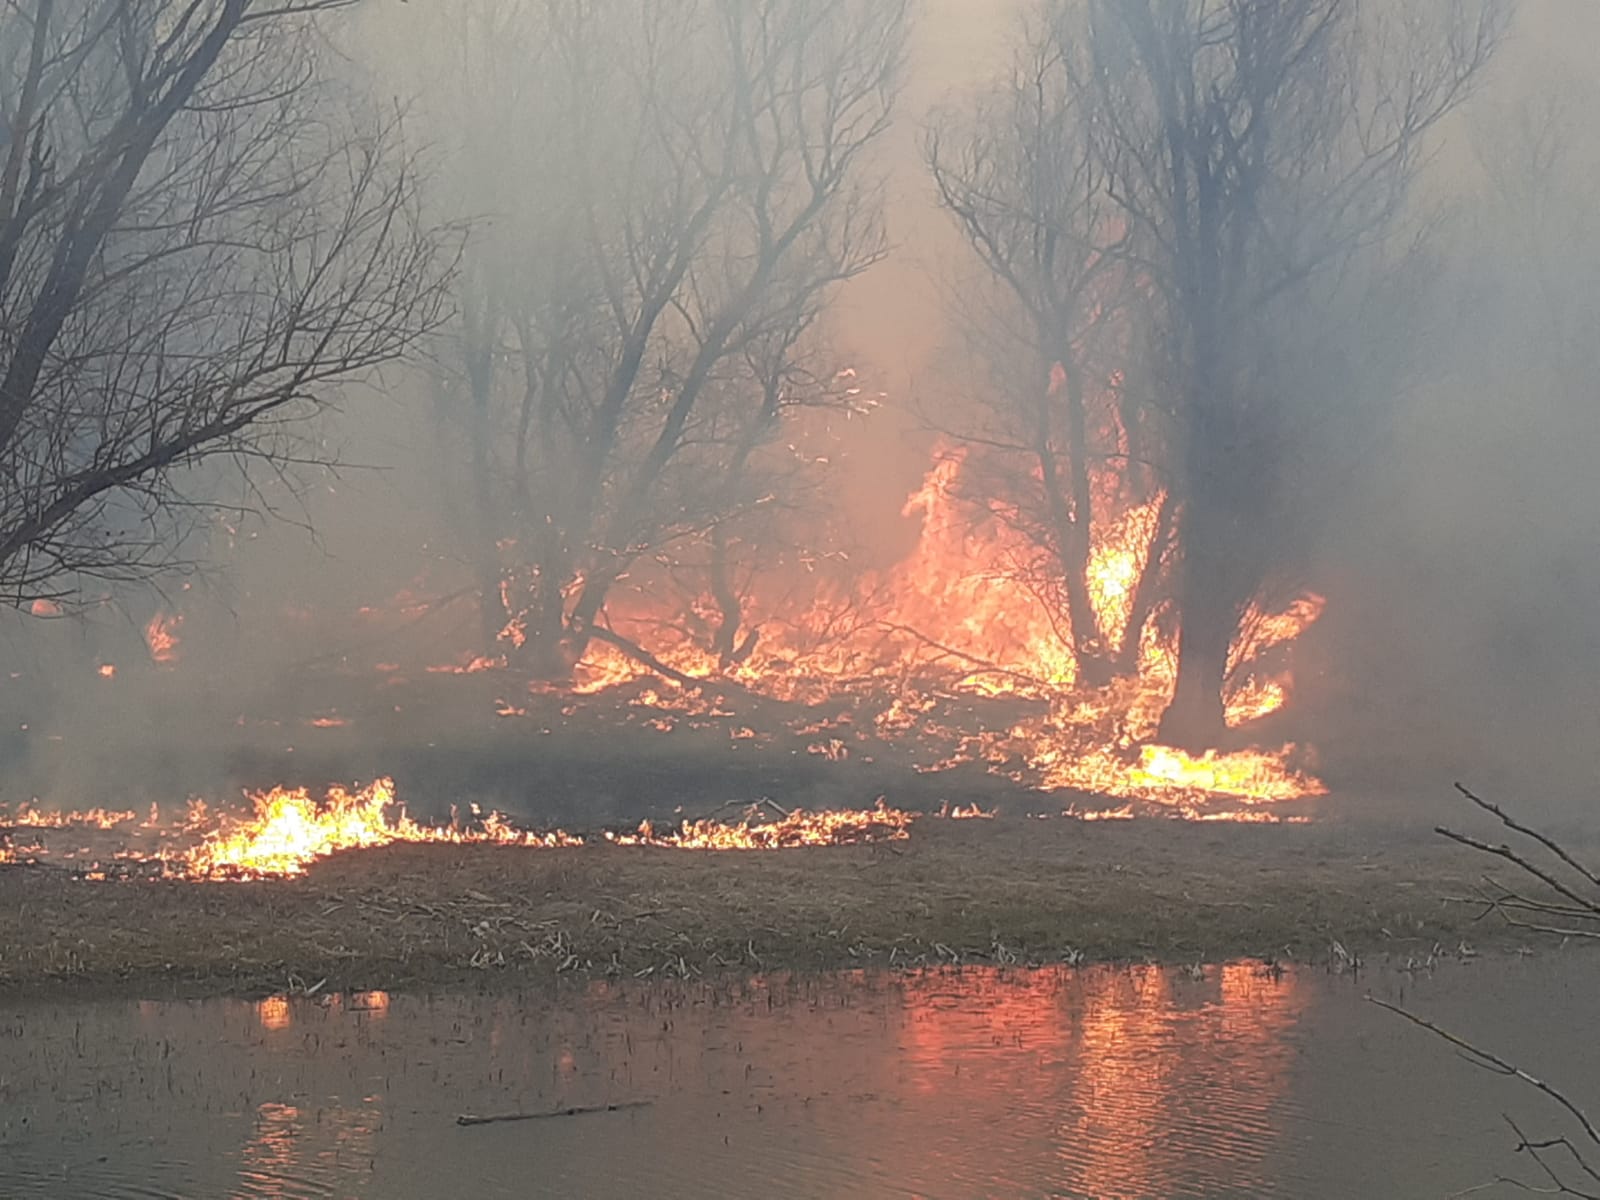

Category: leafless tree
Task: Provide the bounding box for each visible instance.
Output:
[0,0,454,608]
[927,13,1167,688]
[1084,0,1505,748]
[407,0,906,675]
[931,0,1504,746]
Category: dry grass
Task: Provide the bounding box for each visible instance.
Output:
[0,816,1540,1000]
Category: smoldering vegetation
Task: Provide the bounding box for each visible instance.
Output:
[0,0,1593,824]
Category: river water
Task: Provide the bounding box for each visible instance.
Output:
[2,955,1596,1198]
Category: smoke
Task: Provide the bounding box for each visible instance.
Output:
[2,0,1597,825]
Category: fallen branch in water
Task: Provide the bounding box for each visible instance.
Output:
[456,1100,652,1126]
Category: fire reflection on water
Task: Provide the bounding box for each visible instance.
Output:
[5,965,1313,1199]
[890,964,1303,1198]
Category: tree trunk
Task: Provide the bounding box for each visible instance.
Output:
[1155,501,1237,750]
[1042,363,1118,686]
[1156,588,1232,749]
[709,524,742,667]
[466,350,507,655]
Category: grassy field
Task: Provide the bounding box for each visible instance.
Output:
[0,813,1551,1001]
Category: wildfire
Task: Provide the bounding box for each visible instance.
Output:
[556,447,1326,816]
[2,804,137,829]
[179,779,577,879]
[1,775,1323,881]
[160,780,915,879]
[609,800,911,849]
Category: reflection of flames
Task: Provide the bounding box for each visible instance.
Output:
[144,612,181,664]
[256,995,291,1031]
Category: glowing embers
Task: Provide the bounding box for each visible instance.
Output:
[144,612,182,664]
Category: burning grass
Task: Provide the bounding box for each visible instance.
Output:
[0,811,1542,1001]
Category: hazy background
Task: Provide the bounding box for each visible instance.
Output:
[2,0,1597,820]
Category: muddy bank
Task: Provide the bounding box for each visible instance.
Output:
[0,816,1545,1002]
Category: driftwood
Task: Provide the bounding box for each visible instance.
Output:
[456,1100,652,1127]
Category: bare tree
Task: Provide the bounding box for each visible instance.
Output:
[1082,0,1504,748]
[932,0,1503,746]
[409,0,906,675]
[0,0,454,607]
[927,13,1167,688]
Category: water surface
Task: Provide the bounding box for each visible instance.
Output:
[3,956,1596,1198]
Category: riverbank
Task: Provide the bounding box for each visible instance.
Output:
[0,814,1552,1001]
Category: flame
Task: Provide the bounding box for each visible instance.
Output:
[97,663,116,679]
[157,780,911,880]
[608,800,911,850]
[144,613,181,664]
[179,779,578,879]
[3,804,137,829]
[3,780,1316,880]
[558,447,1326,816]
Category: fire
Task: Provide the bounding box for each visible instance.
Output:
[163,780,912,879]
[3,803,137,829]
[4,778,1321,881]
[179,779,576,879]
[609,800,911,850]
[97,663,116,679]
[549,446,1325,817]
[144,612,181,664]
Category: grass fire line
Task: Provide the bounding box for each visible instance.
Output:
[0,778,1324,882]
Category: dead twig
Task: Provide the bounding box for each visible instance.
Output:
[1368,997,1600,1155]
[1455,783,1600,893]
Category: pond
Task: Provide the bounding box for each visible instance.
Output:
[3,955,1596,1198]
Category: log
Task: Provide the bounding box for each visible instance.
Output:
[456,1100,652,1126]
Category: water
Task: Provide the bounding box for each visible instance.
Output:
[2,956,1597,1199]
